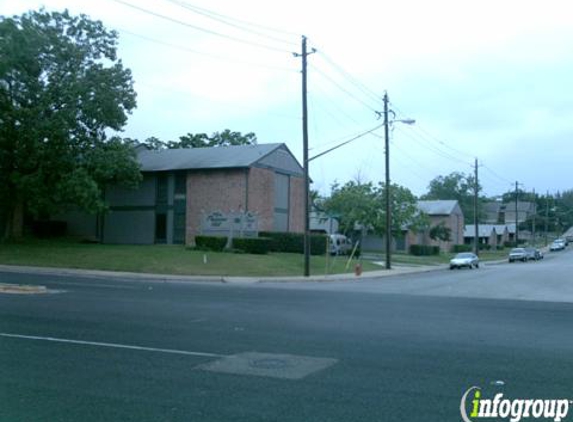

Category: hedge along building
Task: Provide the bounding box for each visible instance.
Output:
[61,143,305,244]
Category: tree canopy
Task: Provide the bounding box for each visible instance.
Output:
[422,172,483,223]
[145,129,257,149]
[322,180,424,238]
[0,9,140,238]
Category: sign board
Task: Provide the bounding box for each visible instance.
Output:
[201,211,259,238]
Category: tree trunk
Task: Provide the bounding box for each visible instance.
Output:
[4,198,24,240]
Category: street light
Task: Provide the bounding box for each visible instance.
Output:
[383,92,415,270]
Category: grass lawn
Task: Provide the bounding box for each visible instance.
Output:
[0,239,380,277]
[386,248,511,266]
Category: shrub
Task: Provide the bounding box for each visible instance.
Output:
[451,244,473,253]
[232,237,271,255]
[503,241,516,248]
[479,243,492,251]
[32,220,67,238]
[259,231,327,255]
[409,244,440,256]
[194,235,227,252]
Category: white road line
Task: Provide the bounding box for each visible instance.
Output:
[0,333,224,358]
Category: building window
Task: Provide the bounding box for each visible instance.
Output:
[155,213,167,243]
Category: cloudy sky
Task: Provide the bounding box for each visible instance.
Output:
[2,0,572,198]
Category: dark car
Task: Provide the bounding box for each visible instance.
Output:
[508,248,528,262]
[524,247,538,261]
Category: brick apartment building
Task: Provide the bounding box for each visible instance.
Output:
[59,143,305,245]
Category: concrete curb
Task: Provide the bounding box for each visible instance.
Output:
[0,263,448,285]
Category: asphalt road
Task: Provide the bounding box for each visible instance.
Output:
[2,248,573,422]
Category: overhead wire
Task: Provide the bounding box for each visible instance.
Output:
[109,0,293,54]
[309,64,381,114]
[116,27,298,72]
[162,0,299,47]
[315,50,385,107]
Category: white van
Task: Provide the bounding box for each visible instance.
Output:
[329,234,352,256]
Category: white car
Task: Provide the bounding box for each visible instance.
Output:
[550,240,566,251]
[450,252,479,270]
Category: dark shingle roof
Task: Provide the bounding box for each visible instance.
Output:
[137,143,285,172]
[417,200,460,215]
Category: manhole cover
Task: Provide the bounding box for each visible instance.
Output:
[197,352,338,380]
[249,358,290,370]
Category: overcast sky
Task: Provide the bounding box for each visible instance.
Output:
[2,0,572,199]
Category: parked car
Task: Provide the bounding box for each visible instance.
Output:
[329,234,353,256]
[508,248,528,262]
[550,239,566,251]
[524,247,538,261]
[450,252,479,270]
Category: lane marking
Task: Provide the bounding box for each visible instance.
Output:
[0,333,224,358]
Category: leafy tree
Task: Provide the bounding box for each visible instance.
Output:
[0,10,140,239]
[429,221,452,242]
[422,172,483,223]
[322,180,424,238]
[145,130,257,150]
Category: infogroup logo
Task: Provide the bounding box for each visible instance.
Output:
[460,386,571,422]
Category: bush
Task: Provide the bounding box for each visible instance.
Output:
[32,220,67,238]
[233,237,271,255]
[195,235,227,252]
[451,244,473,253]
[503,241,516,248]
[479,243,492,251]
[409,244,440,256]
[259,231,327,255]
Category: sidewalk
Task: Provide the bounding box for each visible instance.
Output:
[0,262,448,285]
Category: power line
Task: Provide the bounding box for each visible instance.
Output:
[316,50,385,107]
[161,0,300,37]
[110,0,292,54]
[309,123,385,161]
[481,163,513,185]
[395,125,472,165]
[310,64,380,114]
[117,27,297,72]
[391,102,476,161]
[162,0,299,46]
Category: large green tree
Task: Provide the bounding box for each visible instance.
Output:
[422,172,483,223]
[322,180,424,238]
[0,10,140,239]
[145,129,257,150]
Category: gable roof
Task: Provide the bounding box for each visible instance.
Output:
[464,224,497,238]
[137,143,302,174]
[417,200,460,216]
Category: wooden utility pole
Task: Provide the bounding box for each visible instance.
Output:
[532,188,536,246]
[294,36,315,277]
[515,181,519,246]
[545,190,549,245]
[474,158,479,255]
[383,92,392,270]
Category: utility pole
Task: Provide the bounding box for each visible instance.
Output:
[294,36,315,277]
[474,158,479,255]
[545,190,549,245]
[383,92,392,270]
[532,188,536,246]
[515,181,519,246]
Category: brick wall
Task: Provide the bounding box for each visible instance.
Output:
[289,176,304,233]
[186,169,247,244]
[247,167,275,232]
[185,167,305,244]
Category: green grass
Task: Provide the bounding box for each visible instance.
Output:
[382,248,511,266]
[0,238,380,277]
